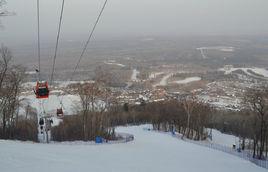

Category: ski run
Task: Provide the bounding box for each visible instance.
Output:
[0,125,266,172]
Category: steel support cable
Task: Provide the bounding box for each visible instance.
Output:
[50,0,65,84]
[52,0,108,114]
[70,0,108,81]
[37,0,41,80]
[36,0,43,134]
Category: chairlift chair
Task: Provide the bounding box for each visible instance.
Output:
[39,118,44,126]
[35,81,49,99]
[56,108,64,118]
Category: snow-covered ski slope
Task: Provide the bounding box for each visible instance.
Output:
[0,125,265,172]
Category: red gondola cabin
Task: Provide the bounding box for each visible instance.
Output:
[35,81,49,99]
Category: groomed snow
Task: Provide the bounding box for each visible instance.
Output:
[0,125,265,172]
[131,69,140,82]
[154,73,173,87]
[219,67,268,78]
[104,61,126,67]
[197,46,235,52]
[173,77,201,84]
[210,129,239,147]
[149,72,164,79]
[197,46,235,59]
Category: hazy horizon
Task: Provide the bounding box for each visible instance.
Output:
[1,0,268,46]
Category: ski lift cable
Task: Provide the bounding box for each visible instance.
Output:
[36,0,41,80]
[56,93,64,107]
[36,0,44,130]
[50,0,65,84]
[35,0,108,118]
[70,0,108,81]
[46,0,65,117]
[56,0,108,114]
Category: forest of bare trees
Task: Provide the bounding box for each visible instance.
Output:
[52,80,118,141]
[244,88,268,159]
[0,45,38,141]
[52,91,212,142]
[211,88,268,160]
[140,96,211,141]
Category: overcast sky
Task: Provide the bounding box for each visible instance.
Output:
[1,0,268,45]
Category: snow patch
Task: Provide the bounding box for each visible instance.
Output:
[210,129,239,148]
[149,72,164,79]
[131,69,140,82]
[25,71,36,75]
[197,46,235,59]
[197,46,235,52]
[153,73,173,87]
[173,77,201,84]
[104,61,125,67]
[219,67,268,78]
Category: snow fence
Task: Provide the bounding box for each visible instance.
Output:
[185,138,268,169]
[147,129,268,169]
[109,132,134,144]
[51,133,134,145]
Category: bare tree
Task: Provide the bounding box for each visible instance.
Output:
[0,45,11,89]
[245,88,268,159]
[0,0,6,26]
[0,45,12,138]
[0,46,31,140]
[76,81,116,140]
[0,1,14,16]
[181,94,198,138]
[51,81,116,141]
[0,0,5,14]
